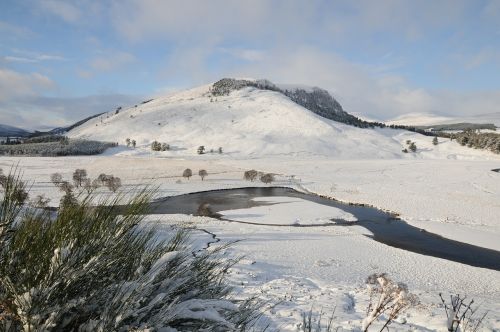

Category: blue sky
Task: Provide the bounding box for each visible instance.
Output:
[1,0,499,129]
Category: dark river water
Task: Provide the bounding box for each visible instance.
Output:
[148,187,500,271]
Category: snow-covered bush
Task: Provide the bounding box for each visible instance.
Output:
[362,273,418,331]
[151,141,170,151]
[0,169,258,331]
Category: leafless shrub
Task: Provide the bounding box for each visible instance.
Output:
[439,293,488,332]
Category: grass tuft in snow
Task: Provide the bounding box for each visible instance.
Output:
[0,169,258,331]
[300,306,338,332]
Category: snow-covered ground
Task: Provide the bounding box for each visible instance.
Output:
[2,82,500,330]
[219,196,357,225]
[2,152,499,330]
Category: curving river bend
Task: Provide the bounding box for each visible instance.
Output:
[147,187,500,271]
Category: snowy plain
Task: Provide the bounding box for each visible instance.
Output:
[2,83,500,330]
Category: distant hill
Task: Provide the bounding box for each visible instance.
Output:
[416,123,497,131]
[0,124,31,137]
[388,112,500,128]
[66,78,499,159]
[30,113,104,137]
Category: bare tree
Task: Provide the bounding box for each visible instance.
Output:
[50,173,63,186]
[97,173,110,185]
[83,178,98,194]
[183,168,193,180]
[197,146,205,155]
[72,169,88,187]
[198,169,208,181]
[260,173,275,184]
[105,176,122,193]
[243,170,258,182]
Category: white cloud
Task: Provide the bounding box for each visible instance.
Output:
[0,68,54,102]
[2,56,38,63]
[90,51,135,71]
[2,53,67,63]
[218,48,266,62]
[0,94,140,130]
[0,21,33,39]
[108,0,473,46]
[38,0,81,23]
[463,48,500,69]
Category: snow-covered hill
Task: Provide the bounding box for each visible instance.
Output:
[68,80,499,160]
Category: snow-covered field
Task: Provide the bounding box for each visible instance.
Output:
[2,151,499,330]
[2,82,500,330]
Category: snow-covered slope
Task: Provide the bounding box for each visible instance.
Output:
[68,81,499,160]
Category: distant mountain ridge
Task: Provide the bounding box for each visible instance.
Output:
[0,124,31,137]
